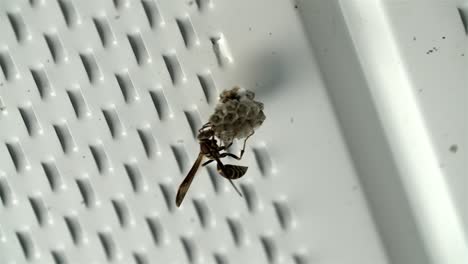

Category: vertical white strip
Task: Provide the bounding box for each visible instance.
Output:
[339,1,468,263]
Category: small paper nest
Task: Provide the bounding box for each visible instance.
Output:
[208,87,266,144]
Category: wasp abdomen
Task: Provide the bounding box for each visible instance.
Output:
[217,164,248,180]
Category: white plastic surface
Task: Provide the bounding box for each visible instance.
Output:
[0,0,466,264]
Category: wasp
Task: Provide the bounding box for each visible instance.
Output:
[175,123,254,207]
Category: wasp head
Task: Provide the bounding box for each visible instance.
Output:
[197,128,215,142]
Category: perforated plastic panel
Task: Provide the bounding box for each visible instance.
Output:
[0,0,467,264]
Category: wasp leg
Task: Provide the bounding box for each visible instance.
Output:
[239,131,255,159]
[218,131,254,160]
[228,179,243,197]
[202,159,214,166]
[215,158,243,197]
[219,152,241,160]
[218,141,233,152]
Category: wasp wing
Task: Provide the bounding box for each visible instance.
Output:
[175,153,204,207]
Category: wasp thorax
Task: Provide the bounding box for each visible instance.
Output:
[208,87,266,144]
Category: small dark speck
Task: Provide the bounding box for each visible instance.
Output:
[47,59,50,63]
[413,36,416,41]
[268,32,272,36]
[442,36,446,39]
[248,27,252,31]
[0,82,3,86]
[418,88,423,93]
[188,1,194,5]
[82,155,86,159]
[27,89,30,92]
[449,144,458,153]
[433,47,438,51]
[290,117,294,123]
[461,54,465,57]
[294,5,298,9]
[0,106,6,111]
